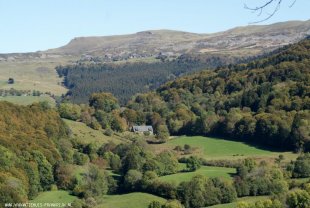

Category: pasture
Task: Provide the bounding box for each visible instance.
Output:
[0,57,75,96]
[96,192,166,208]
[159,164,235,184]
[30,190,77,207]
[161,136,297,161]
[64,119,125,145]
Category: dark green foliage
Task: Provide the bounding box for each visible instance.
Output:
[124,169,143,191]
[156,124,170,142]
[102,152,121,171]
[73,152,89,165]
[148,201,162,208]
[58,103,81,120]
[54,163,74,190]
[156,151,179,176]
[234,162,288,197]
[56,55,231,104]
[116,140,178,176]
[177,175,237,208]
[58,92,128,132]
[286,189,310,208]
[293,153,310,178]
[31,151,54,191]
[121,145,147,173]
[185,156,201,171]
[89,92,119,112]
[73,165,111,198]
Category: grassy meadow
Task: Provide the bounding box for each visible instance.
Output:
[0,57,76,96]
[0,95,55,106]
[64,119,125,145]
[159,164,236,184]
[160,136,297,161]
[30,191,77,207]
[96,192,166,208]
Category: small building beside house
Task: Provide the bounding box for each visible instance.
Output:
[131,125,154,135]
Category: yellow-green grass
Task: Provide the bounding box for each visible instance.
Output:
[96,192,166,208]
[162,136,297,161]
[0,96,55,106]
[207,196,269,208]
[30,190,77,207]
[159,164,235,184]
[0,57,77,95]
[64,119,124,145]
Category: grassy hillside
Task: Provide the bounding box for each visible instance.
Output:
[159,136,297,161]
[31,191,77,207]
[96,192,166,208]
[159,164,235,184]
[0,57,75,96]
[64,119,124,145]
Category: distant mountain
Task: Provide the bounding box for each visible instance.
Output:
[1,20,310,62]
[45,20,310,60]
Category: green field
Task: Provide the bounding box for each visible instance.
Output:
[207,196,269,208]
[159,164,235,184]
[64,119,125,145]
[31,191,77,207]
[96,192,166,208]
[0,95,55,106]
[162,136,297,160]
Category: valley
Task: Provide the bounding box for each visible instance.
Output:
[0,18,310,208]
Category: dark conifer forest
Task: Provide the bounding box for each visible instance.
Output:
[56,54,242,104]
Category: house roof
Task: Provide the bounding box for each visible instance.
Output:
[132,125,153,132]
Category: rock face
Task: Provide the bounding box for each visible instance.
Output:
[1,20,310,61]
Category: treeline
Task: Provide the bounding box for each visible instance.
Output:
[124,38,310,151]
[56,54,243,104]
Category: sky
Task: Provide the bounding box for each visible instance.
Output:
[0,0,309,53]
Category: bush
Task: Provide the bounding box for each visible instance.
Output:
[73,152,89,165]
[124,169,143,191]
[293,154,310,178]
[156,125,170,142]
[286,189,310,208]
[148,201,162,208]
[104,129,114,136]
[186,156,201,171]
